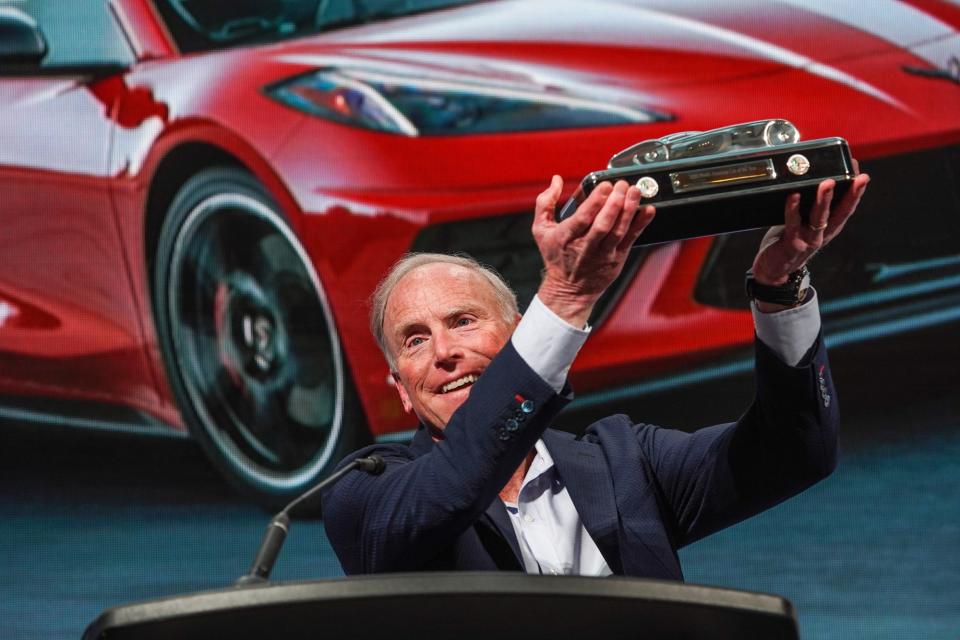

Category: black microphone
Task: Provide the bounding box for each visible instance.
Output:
[235,454,385,586]
[354,454,386,475]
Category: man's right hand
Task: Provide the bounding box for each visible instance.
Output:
[532,175,655,328]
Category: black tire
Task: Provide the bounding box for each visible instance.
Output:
[153,167,367,510]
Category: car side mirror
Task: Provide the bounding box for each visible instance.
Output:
[0,7,48,67]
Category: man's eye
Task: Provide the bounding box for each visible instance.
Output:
[407,336,425,348]
[455,317,473,327]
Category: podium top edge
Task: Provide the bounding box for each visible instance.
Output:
[84,573,794,640]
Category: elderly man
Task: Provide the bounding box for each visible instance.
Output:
[323,172,870,577]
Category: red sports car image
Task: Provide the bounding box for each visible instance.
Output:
[1,0,958,507]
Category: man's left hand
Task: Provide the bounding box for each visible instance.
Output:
[751,169,871,292]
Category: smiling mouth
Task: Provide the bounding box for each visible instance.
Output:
[441,374,478,394]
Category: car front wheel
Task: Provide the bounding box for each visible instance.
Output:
[153,167,365,509]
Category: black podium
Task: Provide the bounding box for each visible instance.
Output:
[84,573,799,640]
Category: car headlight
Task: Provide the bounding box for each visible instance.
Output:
[265,68,671,136]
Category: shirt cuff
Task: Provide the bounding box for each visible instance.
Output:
[511,295,591,392]
[751,288,822,367]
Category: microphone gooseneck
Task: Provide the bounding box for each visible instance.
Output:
[235,454,385,586]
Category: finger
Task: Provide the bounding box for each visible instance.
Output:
[533,175,564,230]
[825,173,870,234]
[805,179,835,235]
[564,181,614,237]
[852,157,860,174]
[622,184,642,217]
[586,180,628,241]
[782,193,802,234]
[617,204,656,253]
[602,184,642,251]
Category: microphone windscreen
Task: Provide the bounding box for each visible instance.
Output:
[356,454,386,475]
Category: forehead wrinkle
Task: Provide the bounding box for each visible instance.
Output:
[386,264,493,328]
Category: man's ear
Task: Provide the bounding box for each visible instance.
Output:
[391,372,414,414]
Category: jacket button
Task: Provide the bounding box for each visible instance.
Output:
[505,418,520,432]
[520,400,535,414]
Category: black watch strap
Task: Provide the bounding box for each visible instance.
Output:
[745,266,811,307]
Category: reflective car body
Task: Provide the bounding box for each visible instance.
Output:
[1,0,958,504]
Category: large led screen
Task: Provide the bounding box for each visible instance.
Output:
[1,1,958,638]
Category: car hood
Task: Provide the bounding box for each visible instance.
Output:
[278,0,959,81]
[256,0,959,127]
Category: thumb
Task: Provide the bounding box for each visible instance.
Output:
[534,175,564,228]
[759,224,785,253]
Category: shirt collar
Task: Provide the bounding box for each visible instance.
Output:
[522,439,557,488]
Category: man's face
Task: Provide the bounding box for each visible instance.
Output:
[383,263,517,431]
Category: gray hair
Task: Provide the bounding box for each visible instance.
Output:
[370,253,519,369]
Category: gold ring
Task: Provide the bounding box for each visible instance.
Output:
[807,222,828,232]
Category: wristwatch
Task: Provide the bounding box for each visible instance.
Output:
[745,265,810,307]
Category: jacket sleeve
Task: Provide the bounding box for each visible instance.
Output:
[321,341,570,574]
[635,332,839,548]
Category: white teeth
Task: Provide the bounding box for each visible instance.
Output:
[442,374,477,394]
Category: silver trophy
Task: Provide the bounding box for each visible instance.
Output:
[558,119,857,245]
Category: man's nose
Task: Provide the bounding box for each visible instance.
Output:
[432,328,463,366]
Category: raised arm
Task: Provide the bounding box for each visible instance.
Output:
[632,173,870,546]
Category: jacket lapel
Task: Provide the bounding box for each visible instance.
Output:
[409,425,524,569]
[542,429,624,574]
[479,499,524,569]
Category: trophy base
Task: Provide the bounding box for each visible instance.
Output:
[636,177,853,245]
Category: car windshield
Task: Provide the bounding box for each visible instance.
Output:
[154,0,482,51]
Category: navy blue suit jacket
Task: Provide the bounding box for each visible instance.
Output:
[323,334,838,578]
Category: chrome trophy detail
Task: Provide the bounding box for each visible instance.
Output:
[787,154,811,176]
[636,176,660,198]
[607,119,800,169]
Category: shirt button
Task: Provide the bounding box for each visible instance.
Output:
[523,514,534,523]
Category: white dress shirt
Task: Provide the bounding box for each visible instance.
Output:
[505,291,822,575]
[501,439,613,575]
